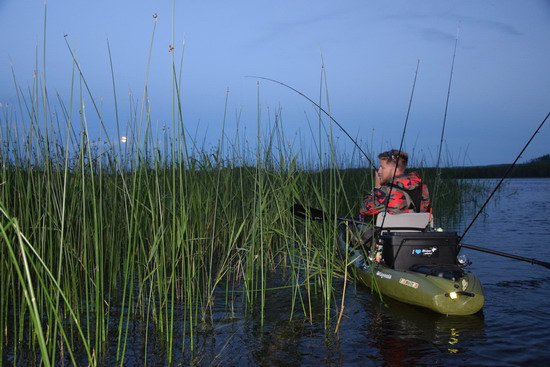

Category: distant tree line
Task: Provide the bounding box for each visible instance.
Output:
[416,154,550,179]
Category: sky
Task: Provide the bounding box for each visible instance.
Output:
[0,0,549,166]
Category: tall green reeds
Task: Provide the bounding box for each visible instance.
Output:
[0,11,476,367]
[1,82,473,364]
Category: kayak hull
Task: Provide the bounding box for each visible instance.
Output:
[353,263,484,316]
[338,230,485,316]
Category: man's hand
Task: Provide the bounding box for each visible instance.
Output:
[374,171,381,189]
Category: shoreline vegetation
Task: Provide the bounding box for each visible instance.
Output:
[419,154,550,179]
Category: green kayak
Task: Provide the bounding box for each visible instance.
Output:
[338,224,485,316]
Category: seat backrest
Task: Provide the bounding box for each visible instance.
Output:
[376,212,431,232]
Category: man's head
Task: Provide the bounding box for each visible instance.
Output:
[377,149,408,184]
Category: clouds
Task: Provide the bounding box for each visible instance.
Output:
[418,28,457,43]
[0,0,548,165]
[379,3,522,45]
[460,16,522,36]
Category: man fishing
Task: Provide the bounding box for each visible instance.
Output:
[360,149,430,220]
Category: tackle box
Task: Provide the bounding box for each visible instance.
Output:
[380,231,459,270]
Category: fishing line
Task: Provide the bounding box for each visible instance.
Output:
[459,111,550,242]
[432,24,460,211]
[379,60,421,229]
[245,75,375,168]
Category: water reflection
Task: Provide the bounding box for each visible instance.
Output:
[364,294,486,366]
[173,275,487,365]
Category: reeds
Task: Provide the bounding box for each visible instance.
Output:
[3,93,477,366]
[0,16,477,367]
[0,67,358,364]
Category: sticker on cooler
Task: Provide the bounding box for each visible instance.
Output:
[411,246,439,257]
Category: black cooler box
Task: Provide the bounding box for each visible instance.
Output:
[380,231,459,270]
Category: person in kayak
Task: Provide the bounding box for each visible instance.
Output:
[359,149,430,219]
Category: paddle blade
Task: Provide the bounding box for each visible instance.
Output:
[291,204,327,221]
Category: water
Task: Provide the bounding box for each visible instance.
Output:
[5,179,550,366]
[205,178,549,366]
[450,178,550,366]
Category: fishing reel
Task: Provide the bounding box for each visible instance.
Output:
[457,254,472,268]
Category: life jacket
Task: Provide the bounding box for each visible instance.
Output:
[386,172,430,213]
[360,171,430,217]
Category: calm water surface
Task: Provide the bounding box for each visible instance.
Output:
[206,178,550,366]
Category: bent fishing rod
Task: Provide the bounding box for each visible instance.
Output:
[458,111,550,243]
[245,75,375,168]
[248,74,415,234]
[247,71,418,211]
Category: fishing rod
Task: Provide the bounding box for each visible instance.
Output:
[432,25,460,210]
[248,73,421,232]
[460,243,550,270]
[379,60,421,230]
[245,75,375,168]
[458,111,550,242]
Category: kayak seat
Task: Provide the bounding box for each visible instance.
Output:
[409,264,465,281]
[375,212,431,232]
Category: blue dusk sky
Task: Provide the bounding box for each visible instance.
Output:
[0,0,549,166]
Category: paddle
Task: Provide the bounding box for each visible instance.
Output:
[292,204,428,231]
[291,204,365,225]
[460,243,550,270]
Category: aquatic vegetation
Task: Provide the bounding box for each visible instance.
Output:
[0,13,474,367]
[0,90,474,365]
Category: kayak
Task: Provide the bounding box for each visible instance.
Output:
[338,225,485,316]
